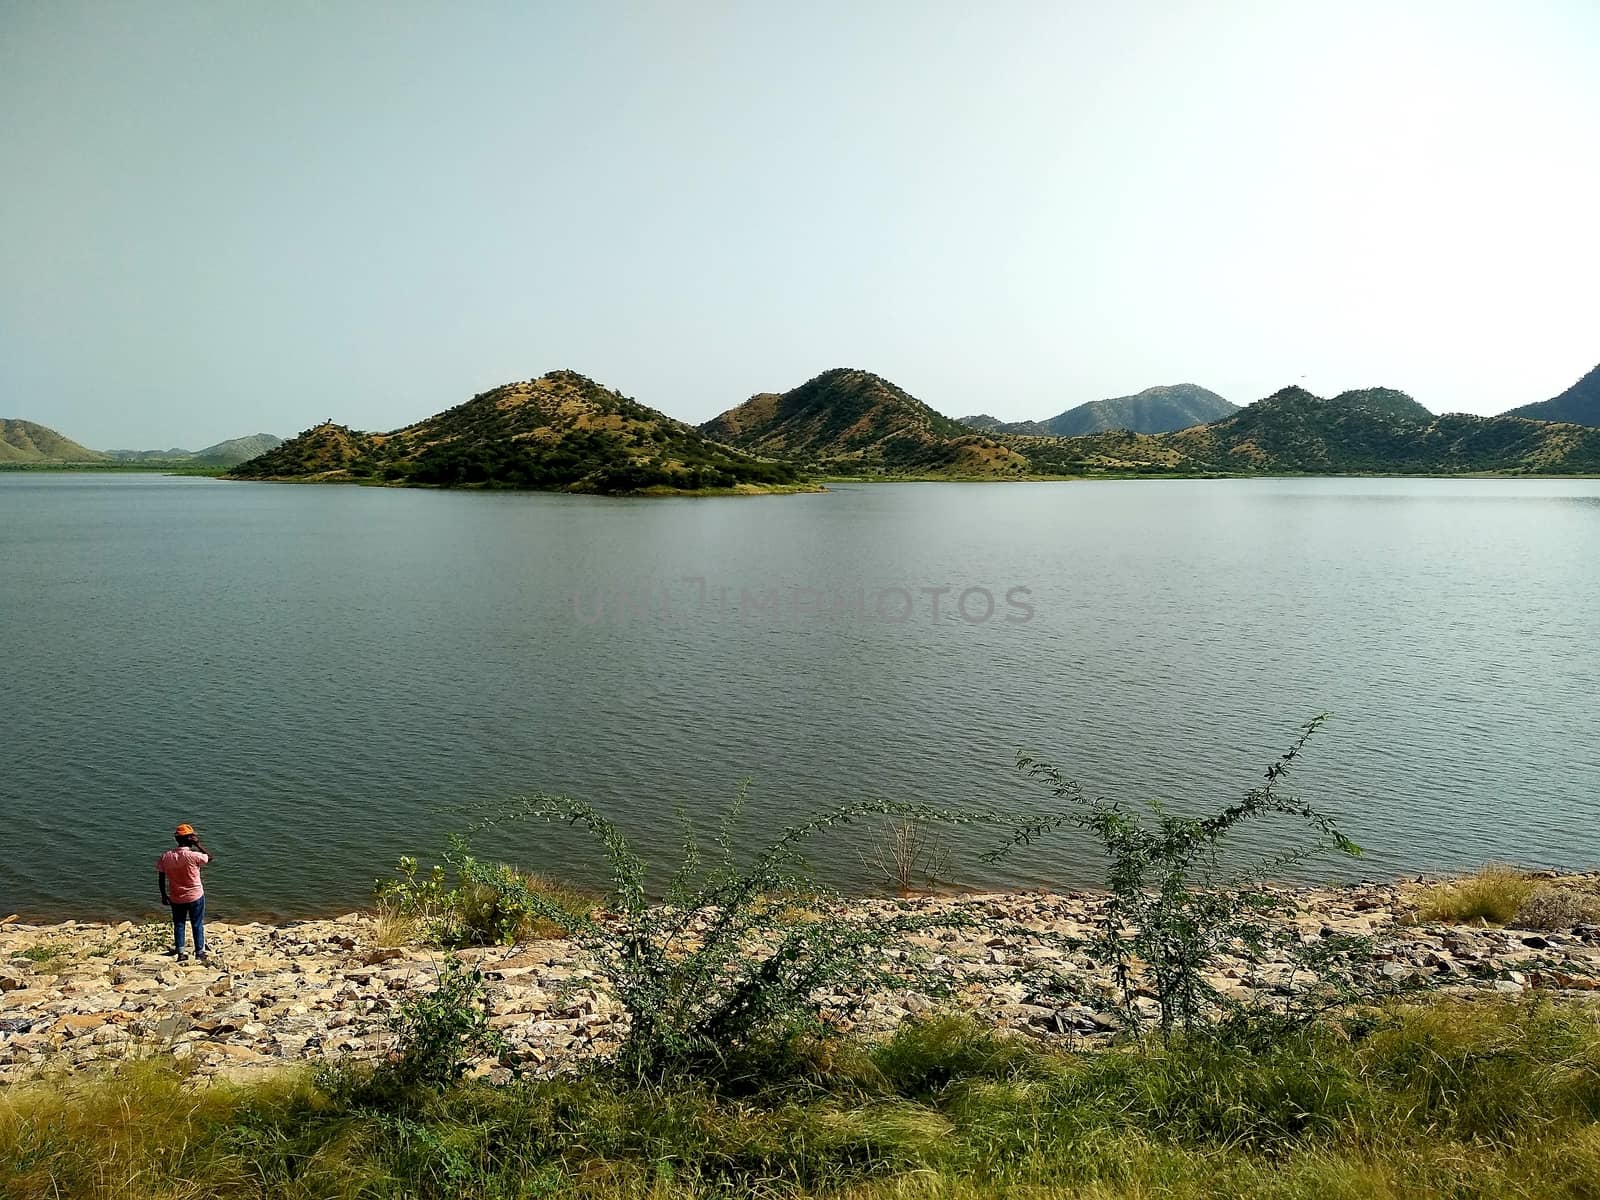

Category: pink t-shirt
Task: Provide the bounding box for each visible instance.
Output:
[157,847,210,904]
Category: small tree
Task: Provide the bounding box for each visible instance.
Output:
[994,715,1365,1042]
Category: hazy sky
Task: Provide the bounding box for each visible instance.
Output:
[3,1,1598,448]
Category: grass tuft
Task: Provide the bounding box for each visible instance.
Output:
[1417,865,1537,924]
[1513,883,1600,932]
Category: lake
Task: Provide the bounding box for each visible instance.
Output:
[2,472,1596,920]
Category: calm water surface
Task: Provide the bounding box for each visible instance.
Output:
[3,473,1596,919]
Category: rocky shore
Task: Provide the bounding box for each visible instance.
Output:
[4,876,1598,1086]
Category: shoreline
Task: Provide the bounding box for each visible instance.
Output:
[4,873,1598,1087]
[11,864,1596,929]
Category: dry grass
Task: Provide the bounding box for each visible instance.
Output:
[859,817,950,897]
[1417,865,1538,925]
[1514,883,1600,932]
[372,905,420,948]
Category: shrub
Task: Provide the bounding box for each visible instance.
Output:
[1417,865,1537,925]
[456,790,1001,1083]
[859,815,950,896]
[994,715,1372,1042]
[374,842,596,948]
[370,957,506,1094]
[1513,883,1600,931]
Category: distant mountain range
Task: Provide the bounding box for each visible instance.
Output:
[231,370,807,494]
[1016,386,1600,476]
[1502,363,1600,426]
[960,383,1238,437]
[106,434,285,467]
[0,422,282,467]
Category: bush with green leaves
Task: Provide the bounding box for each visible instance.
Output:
[993,714,1390,1041]
[454,789,999,1083]
[376,957,506,1093]
[374,839,595,948]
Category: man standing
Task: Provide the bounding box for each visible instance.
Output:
[157,823,213,963]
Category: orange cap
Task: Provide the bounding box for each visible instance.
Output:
[175,823,196,837]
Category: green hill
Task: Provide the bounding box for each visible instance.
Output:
[1326,387,1433,422]
[0,419,108,463]
[700,368,1031,476]
[1040,383,1237,435]
[959,384,1236,436]
[1503,363,1600,426]
[231,371,806,494]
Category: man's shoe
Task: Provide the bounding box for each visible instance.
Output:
[177,953,190,963]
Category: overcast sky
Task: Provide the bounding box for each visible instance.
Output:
[3,1,1597,448]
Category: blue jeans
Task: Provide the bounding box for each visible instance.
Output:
[171,895,206,957]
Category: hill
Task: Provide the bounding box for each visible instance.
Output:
[105,434,285,467]
[191,434,284,466]
[700,368,1031,476]
[1040,383,1237,436]
[0,419,108,463]
[230,371,806,494]
[957,384,1236,437]
[1018,385,1600,476]
[1503,363,1600,426]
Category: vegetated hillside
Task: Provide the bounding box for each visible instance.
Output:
[231,371,804,494]
[1017,385,1600,476]
[1041,383,1238,435]
[1503,362,1600,426]
[106,434,285,467]
[0,419,108,463]
[700,368,1031,476]
[1323,387,1433,422]
[230,422,380,478]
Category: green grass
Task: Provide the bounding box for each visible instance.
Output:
[375,864,601,948]
[10,942,72,967]
[4,997,1599,1198]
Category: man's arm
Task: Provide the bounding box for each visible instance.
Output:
[158,871,170,906]
[190,838,213,864]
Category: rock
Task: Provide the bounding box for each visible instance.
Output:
[154,1014,194,1039]
[53,1013,107,1035]
[1521,935,1550,950]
